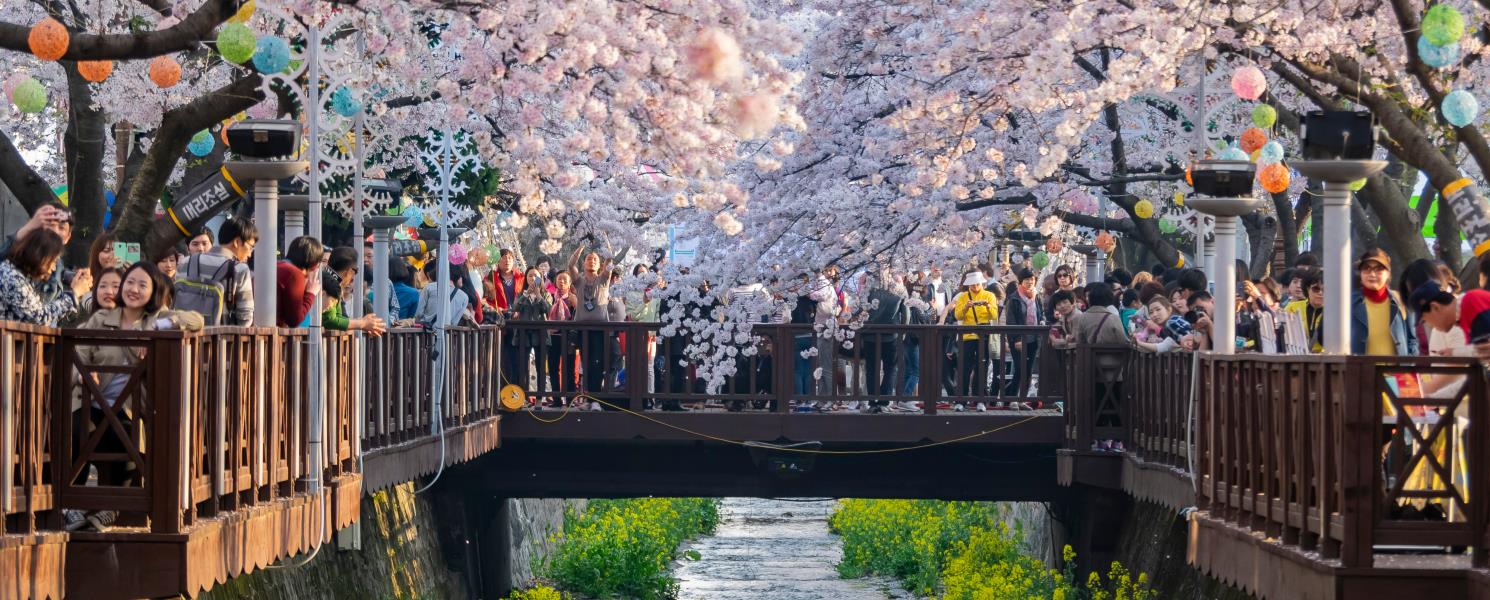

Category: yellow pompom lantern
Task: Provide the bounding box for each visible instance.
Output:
[227,0,256,24]
[1095,232,1116,253]
[1134,199,1154,219]
[78,60,113,83]
[1239,127,1268,154]
[1259,163,1290,193]
[1173,191,1185,207]
[149,56,181,88]
[1045,237,1064,254]
[28,18,69,61]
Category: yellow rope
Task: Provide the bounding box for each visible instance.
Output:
[518,393,1047,456]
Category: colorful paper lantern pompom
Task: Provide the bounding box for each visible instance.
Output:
[1417,37,1459,69]
[329,86,361,117]
[1422,4,1465,47]
[1251,104,1277,128]
[78,60,113,83]
[1219,146,1248,161]
[217,24,256,65]
[1349,178,1368,192]
[1239,127,1268,154]
[11,78,46,114]
[1259,162,1290,194]
[188,130,215,157]
[1173,191,1185,207]
[149,56,181,88]
[1257,141,1284,165]
[1442,89,1479,127]
[1095,232,1116,253]
[1031,251,1050,270]
[422,211,438,227]
[1231,66,1267,101]
[402,204,423,227]
[1134,199,1155,219]
[1185,164,1192,186]
[1045,237,1064,254]
[449,243,468,265]
[227,0,256,24]
[1158,219,1178,234]
[28,18,68,62]
[252,36,291,74]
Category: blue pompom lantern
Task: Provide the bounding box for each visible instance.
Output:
[187,130,215,157]
[1442,89,1479,127]
[402,204,423,227]
[252,36,290,74]
[1257,141,1284,165]
[1219,146,1248,161]
[1417,37,1459,69]
[329,86,361,117]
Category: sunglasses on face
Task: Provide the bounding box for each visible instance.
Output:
[1309,285,1323,293]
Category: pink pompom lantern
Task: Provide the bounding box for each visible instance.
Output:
[1045,237,1064,254]
[448,243,468,265]
[1231,66,1267,100]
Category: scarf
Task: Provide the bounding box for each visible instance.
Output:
[1362,285,1389,303]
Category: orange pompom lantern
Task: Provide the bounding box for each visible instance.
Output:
[1185,164,1193,185]
[78,60,113,83]
[28,18,68,61]
[1045,237,1064,254]
[1095,232,1116,253]
[1239,128,1268,154]
[1259,162,1290,193]
[149,56,181,88]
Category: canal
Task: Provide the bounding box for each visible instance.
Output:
[674,498,910,600]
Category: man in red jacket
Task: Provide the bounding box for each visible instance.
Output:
[487,249,525,386]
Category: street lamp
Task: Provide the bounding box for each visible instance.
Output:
[224,118,308,328]
[1188,160,1264,354]
[1291,111,1387,355]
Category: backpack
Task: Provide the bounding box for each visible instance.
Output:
[174,255,238,326]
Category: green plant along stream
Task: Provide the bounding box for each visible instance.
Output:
[515,498,1153,600]
[830,499,1156,599]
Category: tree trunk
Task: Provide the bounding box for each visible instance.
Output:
[62,64,107,266]
[1242,213,1277,279]
[1355,172,1431,265]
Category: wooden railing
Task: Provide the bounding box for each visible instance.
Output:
[497,321,1060,414]
[46,327,359,534]
[1127,352,1193,469]
[1198,353,1489,568]
[362,326,498,453]
[1,323,58,535]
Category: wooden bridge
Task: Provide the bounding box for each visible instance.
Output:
[4,319,1490,599]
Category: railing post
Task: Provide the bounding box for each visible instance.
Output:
[773,324,791,414]
[1471,367,1489,568]
[920,327,938,415]
[150,335,188,534]
[1338,358,1375,568]
[625,323,647,412]
[0,329,13,533]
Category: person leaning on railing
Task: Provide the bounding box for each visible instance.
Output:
[1284,268,1326,353]
[318,247,386,336]
[69,261,203,533]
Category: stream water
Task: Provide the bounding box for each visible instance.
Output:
[673,498,912,600]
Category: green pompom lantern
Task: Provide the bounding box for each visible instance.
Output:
[1158,219,1178,234]
[1031,251,1050,270]
[1251,104,1277,128]
[1422,4,1465,46]
[12,78,46,113]
[216,23,256,65]
[1348,178,1367,191]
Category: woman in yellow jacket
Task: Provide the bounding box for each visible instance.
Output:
[953,271,998,399]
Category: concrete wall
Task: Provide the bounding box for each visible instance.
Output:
[503,498,585,590]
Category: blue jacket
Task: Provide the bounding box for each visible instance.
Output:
[394,282,421,320]
[1350,290,1418,355]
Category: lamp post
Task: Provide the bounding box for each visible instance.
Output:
[224,119,307,328]
[1291,111,1387,355]
[281,186,308,248]
[1189,160,1263,355]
